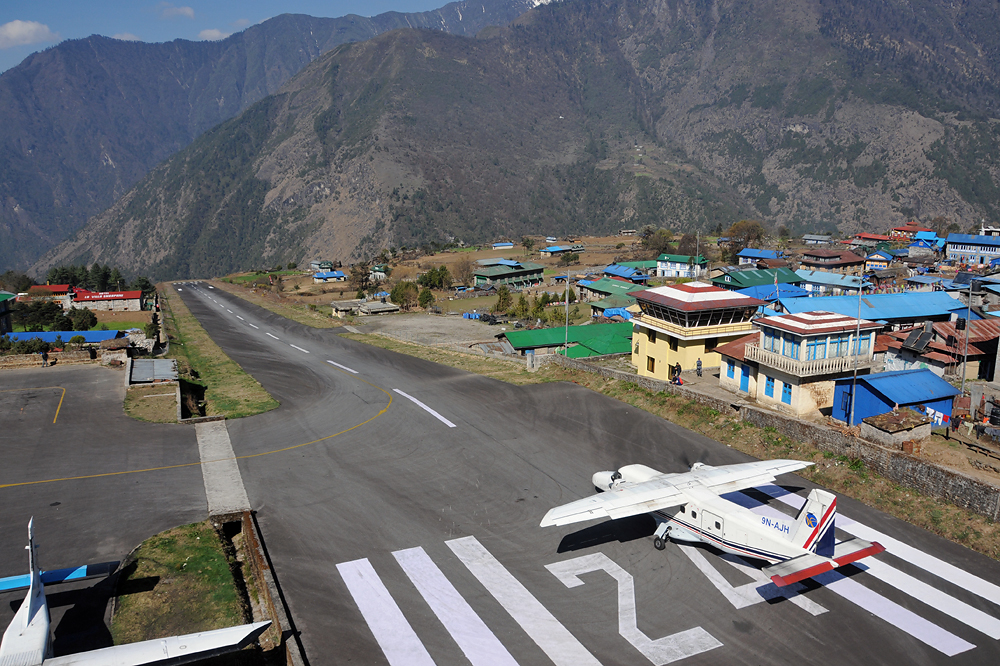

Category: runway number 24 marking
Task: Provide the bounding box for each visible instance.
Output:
[546,553,722,665]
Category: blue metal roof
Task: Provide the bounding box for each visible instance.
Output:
[737,248,781,259]
[601,308,633,319]
[543,246,572,252]
[7,331,123,343]
[867,250,893,261]
[860,369,960,405]
[795,270,871,289]
[946,233,1000,247]
[602,264,649,280]
[735,284,810,301]
[779,291,961,321]
[905,275,945,285]
[914,231,942,241]
[314,271,344,279]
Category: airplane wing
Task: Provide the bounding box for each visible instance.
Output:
[540,459,812,528]
[44,621,271,666]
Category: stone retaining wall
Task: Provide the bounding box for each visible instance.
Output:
[0,350,96,369]
[548,354,1000,521]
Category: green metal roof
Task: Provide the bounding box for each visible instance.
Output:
[474,262,545,277]
[657,254,707,264]
[588,293,637,310]
[503,321,633,350]
[561,345,599,358]
[577,334,632,355]
[711,267,800,289]
[0,292,16,302]
[580,277,644,296]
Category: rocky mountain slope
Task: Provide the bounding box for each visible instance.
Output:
[0,0,544,271]
[34,0,1000,280]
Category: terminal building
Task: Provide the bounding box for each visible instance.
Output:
[631,282,765,379]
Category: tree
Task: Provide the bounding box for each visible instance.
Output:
[521,236,535,255]
[677,233,698,256]
[287,262,297,270]
[453,256,474,286]
[350,264,371,293]
[725,220,766,261]
[52,312,74,331]
[390,281,418,309]
[131,276,155,298]
[109,268,124,291]
[92,264,111,292]
[418,288,434,309]
[0,270,34,293]
[778,225,790,240]
[494,285,512,313]
[513,293,529,319]
[68,307,97,331]
[558,252,580,267]
[642,230,675,256]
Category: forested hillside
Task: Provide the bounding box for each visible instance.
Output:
[34,0,1000,279]
[0,0,544,271]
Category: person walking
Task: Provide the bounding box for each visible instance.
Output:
[41,350,48,367]
[696,358,702,377]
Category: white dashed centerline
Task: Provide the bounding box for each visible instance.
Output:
[266,333,279,340]
[393,389,456,428]
[326,360,358,374]
[227,309,233,313]
[237,316,244,320]
[290,344,310,354]
[249,324,259,329]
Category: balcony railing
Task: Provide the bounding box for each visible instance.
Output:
[745,344,874,378]
[633,313,754,338]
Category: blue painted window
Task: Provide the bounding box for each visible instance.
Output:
[782,334,800,359]
[806,337,827,361]
[727,360,735,379]
[782,381,792,404]
[765,376,774,398]
[852,332,871,356]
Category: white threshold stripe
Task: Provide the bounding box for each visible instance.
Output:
[266,333,279,339]
[249,324,259,329]
[394,547,518,666]
[814,569,974,656]
[742,486,984,648]
[290,344,310,353]
[393,389,456,428]
[757,484,1000,608]
[326,360,359,374]
[336,558,436,666]
[447,536,601,666]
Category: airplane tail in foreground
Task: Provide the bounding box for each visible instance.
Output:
[789,489,837,557]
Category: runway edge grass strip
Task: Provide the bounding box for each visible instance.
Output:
[159,283,279,419]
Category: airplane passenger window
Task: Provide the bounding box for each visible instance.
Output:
[691,511,697,519]
[715,521,721,529]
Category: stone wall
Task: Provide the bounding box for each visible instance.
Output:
[0,350,96,369]
[549,354,1000,521]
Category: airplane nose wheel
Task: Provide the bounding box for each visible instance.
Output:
[653,536,666,550]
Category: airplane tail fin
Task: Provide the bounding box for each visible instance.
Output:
[789,489,837,558]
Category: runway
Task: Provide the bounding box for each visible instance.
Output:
[2,279,1000,664]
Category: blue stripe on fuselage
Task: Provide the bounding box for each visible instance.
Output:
[655,511,787,563]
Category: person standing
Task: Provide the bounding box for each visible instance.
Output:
[41,350,48,367]
[696,358,702,377]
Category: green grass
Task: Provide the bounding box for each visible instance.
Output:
[159,284,278,418]
[111,521,245,644]
[226,271,303,284]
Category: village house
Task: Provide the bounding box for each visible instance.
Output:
[656,254,708,278]
[795,270,870,296]
[711,267,801,291]
[313,271,346,283]
[890,221,934,240]
[717,311,881,417]
[472,259,544,289]
[864,250,894,272]
[737,249,782,266]
[71,290,143,312]
[631,282,766,379]
[946,233,1000,267]
[798,248,866,274]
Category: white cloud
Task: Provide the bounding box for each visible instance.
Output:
[159,4,195,19]
[198,28,229,41]
[0,20,59,50]
[231,18,250,29]
[112,33,142,41]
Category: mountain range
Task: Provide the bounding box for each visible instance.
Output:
[0,0,545,272]
[22,0,1000,280]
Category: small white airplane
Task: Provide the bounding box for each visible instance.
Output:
[541,459,885,587]
[0,519,271,666]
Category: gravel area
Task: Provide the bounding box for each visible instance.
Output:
[348,312,508,348]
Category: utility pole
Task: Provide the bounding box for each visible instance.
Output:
[849,271,863,427]
[962,281,976,395]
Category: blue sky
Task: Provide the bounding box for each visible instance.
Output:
[0,0,444,73]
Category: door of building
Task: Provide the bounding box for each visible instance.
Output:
[740,364,750,392]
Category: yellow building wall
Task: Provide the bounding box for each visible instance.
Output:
[632,324,754,381]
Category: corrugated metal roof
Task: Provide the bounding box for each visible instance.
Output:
[130,359,178,383]
[578,334,632,355]
[779,291,961,321]
[860,369,960,404]
[795,270,871,288]
[947,233,1000,246]
[8,330,123,343]
[934,318,1000,343]
[712,267,801,289]
[734,284,810,300]
[502,322,633,349]
[737,249,782,259]
[603,265,648,280]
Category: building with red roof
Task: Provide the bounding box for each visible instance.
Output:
[718,311,881,416]
[71,290,143,311]
[891,221,934,240]
[631,281,765,380]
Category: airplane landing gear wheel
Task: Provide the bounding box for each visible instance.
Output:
[653,536,666,550]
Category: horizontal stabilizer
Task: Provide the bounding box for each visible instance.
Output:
[764,552,836,587]
[0,562,119,594]
[833,538,886,566]
[44,621,271,666]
